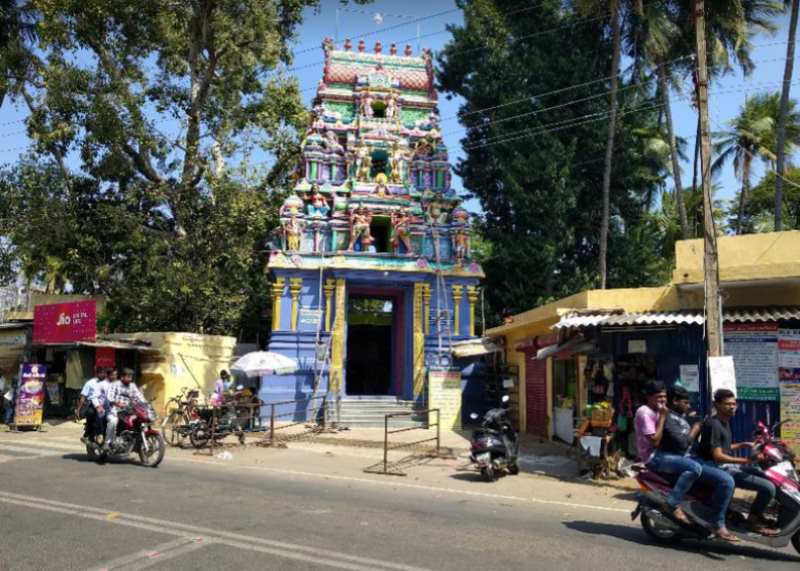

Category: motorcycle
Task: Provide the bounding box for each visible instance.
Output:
[189,387,249,448]
[469,395,519,481]
[85,398,166,468]
[633,420,800,553]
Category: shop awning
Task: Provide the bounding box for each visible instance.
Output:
[535,336,594,360]
[553,306,800,330]
[76,340,158,352]
[451,337,503,358]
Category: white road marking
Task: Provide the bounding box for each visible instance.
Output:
[173,457,633,514]
[88,536,210,571]
[0,443,65,457]
[0,490,433,571]
[0,435,632,515]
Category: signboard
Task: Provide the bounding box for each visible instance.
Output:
[627,339,647,354]
[723,323,779,400]
[708,356,737,397]
[779,329,800,382]
[298,307,323,326]
[678,364,700,393]
[14,364,46,427]
[95,347,116,369]
[33,300,96,344]
[780,383,800,456]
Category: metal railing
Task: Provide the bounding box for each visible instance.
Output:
[258,395,328,447]
[365,408,441,476]
[206,401,261,457]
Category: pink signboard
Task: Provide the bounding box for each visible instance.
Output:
[33,300,97,344]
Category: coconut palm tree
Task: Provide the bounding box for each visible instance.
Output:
[712,93,800,233]
[775,0,800,230]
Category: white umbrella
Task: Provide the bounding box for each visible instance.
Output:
[231,351,298,377]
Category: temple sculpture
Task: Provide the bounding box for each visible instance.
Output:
[263,39,484,413]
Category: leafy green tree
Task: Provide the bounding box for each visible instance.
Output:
[0,0,352,337]
[438,0,671,323]
[736,167,800,230]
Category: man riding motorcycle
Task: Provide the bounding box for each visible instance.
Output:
[694,388,779,535]
[104,368,145,450]
[78,366,109,444]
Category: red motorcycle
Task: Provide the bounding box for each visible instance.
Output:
[633,420,800,552]
[85,399,166,467]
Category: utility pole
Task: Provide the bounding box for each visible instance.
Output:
[694,0,723,357]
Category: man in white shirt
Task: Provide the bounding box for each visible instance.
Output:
[79,367,108,443]
[105,368,144,449]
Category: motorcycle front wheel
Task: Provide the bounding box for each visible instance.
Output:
[139,433,165,467]
[480,466,496,482]
[640,510,680,544]
[791,530,800,555]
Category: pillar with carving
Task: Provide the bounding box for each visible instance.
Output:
[413,282,426,398]
[451,285,463,336]
[289,277,303,331]
[329,279,347,393]
[466,285,479,337]
[421,282,431,335]
[323,278,335,331]
[270,277,285,332]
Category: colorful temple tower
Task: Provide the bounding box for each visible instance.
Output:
[263,39,483,416]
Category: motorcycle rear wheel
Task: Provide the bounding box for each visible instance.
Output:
[139,434,165,468]
[791,530,800,555]
[190,422,211,448]
[161,410,185,447]
[641,510,680,544]
[508,462,520,475]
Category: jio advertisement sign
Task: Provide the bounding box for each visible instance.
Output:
[32,300,97,344]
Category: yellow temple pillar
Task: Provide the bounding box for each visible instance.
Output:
[270,277,285,332]
[466,285,479,337]
[451,285,463,336]
[289,277,303,331]
[329,278,347,394]
[324,278,335,332]
[421,283,431,335]
[413,282,426,399]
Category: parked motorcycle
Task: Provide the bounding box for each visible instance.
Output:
[633,420,800,553]
[469,395,519,481]
[189,390,247,448]
[85,399,166,468]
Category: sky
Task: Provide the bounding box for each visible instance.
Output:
[0,1,795,215]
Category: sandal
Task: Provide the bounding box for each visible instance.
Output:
[748,521,780,536]
[715,527,740,542]
[671,506,691,526]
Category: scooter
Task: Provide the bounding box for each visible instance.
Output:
[632,420,800,553]
[469,395,519,481]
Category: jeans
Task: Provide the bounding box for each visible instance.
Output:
[647,451,702,509]
[695,461,736,528]
[725,464,776,517]
[83,405,105,439]
[3,399,13,424]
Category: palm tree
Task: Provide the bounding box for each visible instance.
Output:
[712,93,800,233]
[775,0,800,230]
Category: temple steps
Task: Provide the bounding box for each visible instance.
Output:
[333,398,428,427]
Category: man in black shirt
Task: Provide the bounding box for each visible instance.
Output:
[695,389,778,535]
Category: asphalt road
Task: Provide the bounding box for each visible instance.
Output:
[1,440,799,571]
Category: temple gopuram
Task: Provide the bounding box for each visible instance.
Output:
[262,39,484,425]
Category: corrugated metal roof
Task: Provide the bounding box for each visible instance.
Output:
[553,307,800,330]
[451,337,502,358]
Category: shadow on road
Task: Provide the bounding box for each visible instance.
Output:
[564,520,800,562]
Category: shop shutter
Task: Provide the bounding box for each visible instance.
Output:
[525,351,548,436]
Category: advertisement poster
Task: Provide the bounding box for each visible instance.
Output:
[779,329,800,454]
[723,323,779,400]
[679,364,700,392]
[14,364,47,427]
[94,347,116,369]
[780,384,800,456]
[32,300,96,344]
[708,356,737,397]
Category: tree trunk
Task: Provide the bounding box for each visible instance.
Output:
[599,0,621,290]
[775,0,799,231]
[658,62,690,239]
[737,155,751,234]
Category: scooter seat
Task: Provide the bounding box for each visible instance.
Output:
[638,468,678,487]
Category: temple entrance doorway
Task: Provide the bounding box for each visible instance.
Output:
[346,293,397,395]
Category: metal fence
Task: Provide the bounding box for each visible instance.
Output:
[364,409,441,476]
[258,395,328,447]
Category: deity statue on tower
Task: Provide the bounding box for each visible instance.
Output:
[283,215,305,251]
[347,207,374,251]
[306,185,330,218]
[391,208,413,255]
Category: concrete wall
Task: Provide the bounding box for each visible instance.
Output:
[105,332,236,413]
